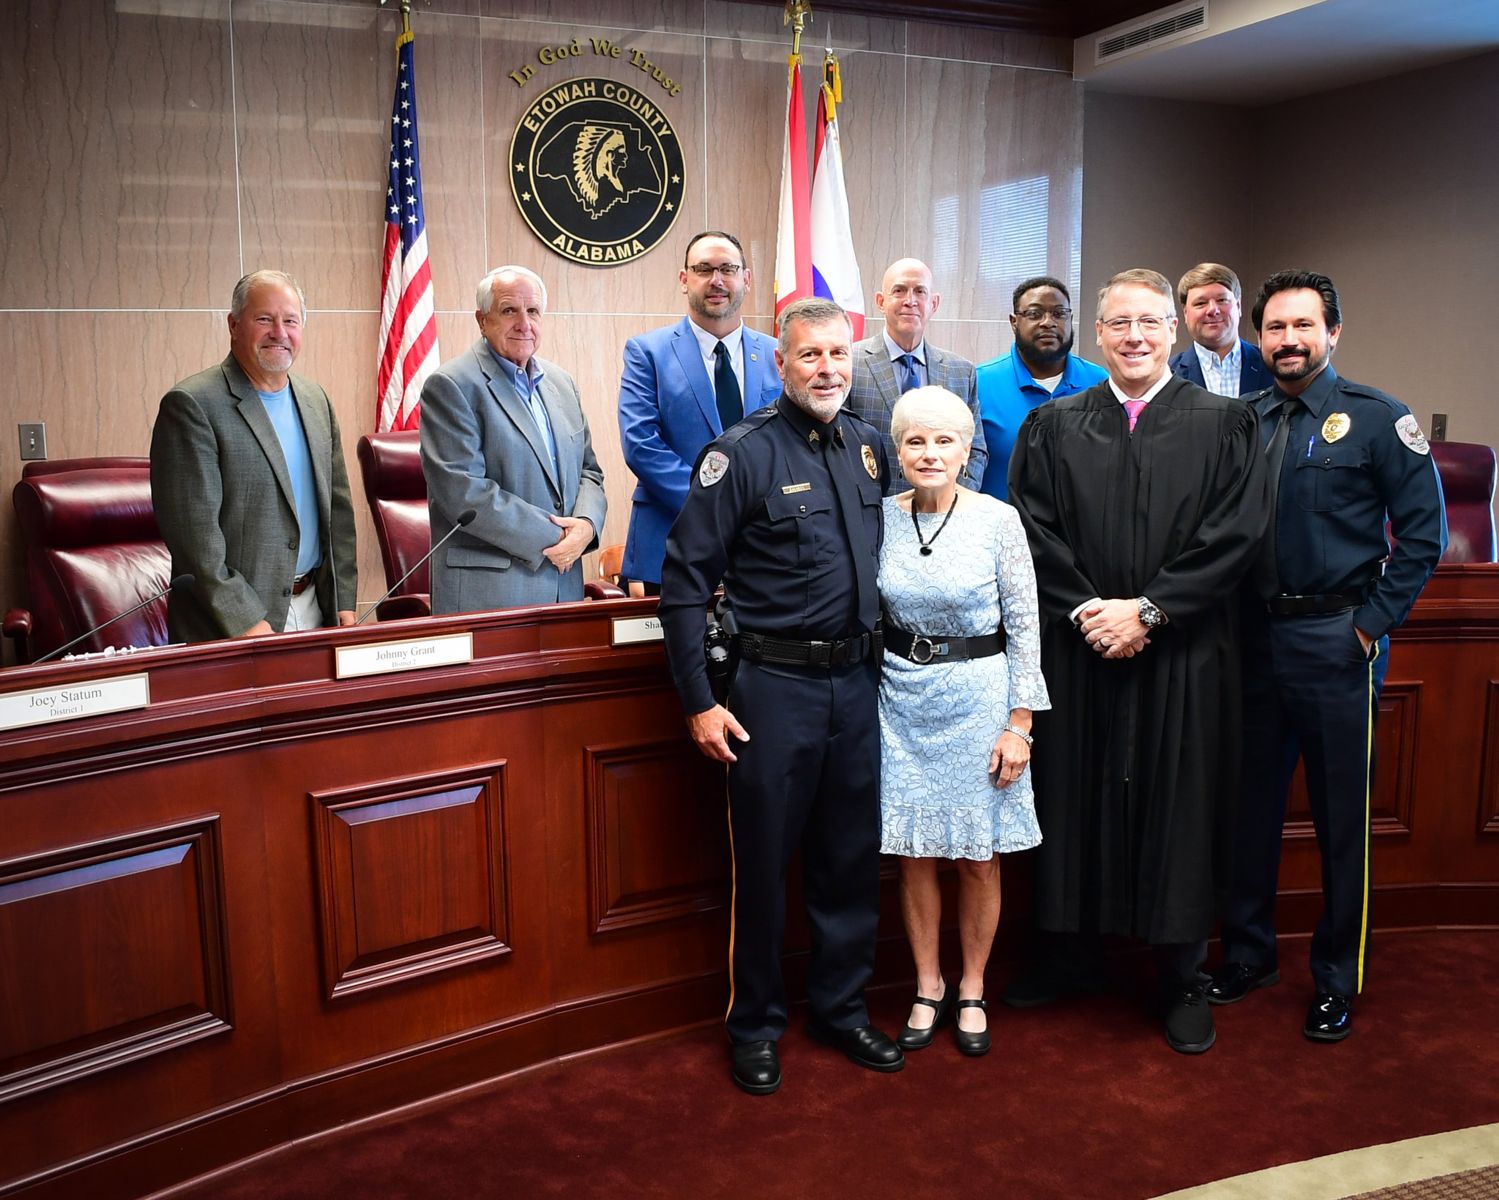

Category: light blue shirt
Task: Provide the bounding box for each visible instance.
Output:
[488,346,557,475]
[974,351,1108,500]
[883,331,927,389]
[687,318,746,400]
[256,385,321,576]
[1193,340,1243,398]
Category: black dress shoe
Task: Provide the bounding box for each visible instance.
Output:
[1305,992,1353,1042]
[953,998,991,1057]
[731,1040,782,1094]
[897,979,955,1050]
[1205,961,1281,1006]
[1000,959,1107,1009]
[808,1022,905,1072]
[1164,986,1216,1054]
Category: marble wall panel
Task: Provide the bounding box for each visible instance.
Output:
[706,0,905,55]
[905,22,1069,71]
[903,57,1085,324]
[480,19,708,317]
[234,0,392,310]
[0,0,240,310]
[480,0,703,33]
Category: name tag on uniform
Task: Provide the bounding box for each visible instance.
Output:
[781,482,812,494]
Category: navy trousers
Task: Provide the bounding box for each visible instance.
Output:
[723,657,882,1043]
[1220,610,1389,996]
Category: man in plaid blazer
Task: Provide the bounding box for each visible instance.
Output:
[845,258,988,494]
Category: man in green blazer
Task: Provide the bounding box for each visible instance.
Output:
[150,270,357,643]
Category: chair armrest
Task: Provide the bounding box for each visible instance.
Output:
[3,608,35,664]
[374,594,433,622]
[584,581,627,601]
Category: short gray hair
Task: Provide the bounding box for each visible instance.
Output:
[890,386,975,448]
[777,297,851,355]
[476,265,548,314]
[231,270,306,321]
[1097,268,1175,321]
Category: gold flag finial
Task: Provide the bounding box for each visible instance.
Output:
[378,0,413,36]
[784,0,812,59]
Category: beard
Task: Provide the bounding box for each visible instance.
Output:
[783,374,847,422]
[688,286,744,322]
[1017,327,1073,371]
[1270,345,1329,383]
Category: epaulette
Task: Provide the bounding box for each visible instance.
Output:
[1335,378,1405,414]
[1246,386,1275,405]
[718,404,780,448]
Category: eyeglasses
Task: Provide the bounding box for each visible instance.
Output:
[686,263,744,278]
[1100,315,1170,335]
[1016,307,1071,323]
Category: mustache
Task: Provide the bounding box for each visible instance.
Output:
[1272,348,1307,361]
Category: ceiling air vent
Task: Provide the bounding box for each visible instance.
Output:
[1095,2,1208,64]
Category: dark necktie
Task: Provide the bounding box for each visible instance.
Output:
[897,353,920,394]
[713,341,741,432]
[1255,395,1295,598]
[823,423,878,628]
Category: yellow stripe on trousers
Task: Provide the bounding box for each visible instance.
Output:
[1356,641,1380,994]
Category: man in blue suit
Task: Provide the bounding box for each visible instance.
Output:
[618,230,781,594]
[1169,263,1272,398]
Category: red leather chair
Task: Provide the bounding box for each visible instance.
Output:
[356,431,433,621]
[1431,441,1497,564]
[4,458,171,663]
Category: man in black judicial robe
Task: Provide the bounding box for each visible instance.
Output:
[1005,268,1268,1054]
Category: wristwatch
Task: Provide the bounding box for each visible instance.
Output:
[1002,724,1034,746]
[1137,596,1167,629]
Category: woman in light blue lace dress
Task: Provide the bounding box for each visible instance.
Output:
[878,387,1050,1057]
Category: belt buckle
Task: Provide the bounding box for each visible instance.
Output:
[909,635,937,665]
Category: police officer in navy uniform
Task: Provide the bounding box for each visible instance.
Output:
[658,296,902,1094]
[1208,270,1446,1041]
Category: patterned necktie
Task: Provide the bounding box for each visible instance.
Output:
[1123,398,1147,431]
[713,341,741,432]
[897,353,920,394]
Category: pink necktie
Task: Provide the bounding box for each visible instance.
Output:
[1123,399,1146,431]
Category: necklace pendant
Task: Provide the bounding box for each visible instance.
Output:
[919,546,932,556]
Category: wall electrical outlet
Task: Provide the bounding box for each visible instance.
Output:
[1430,413,1448,442]
[19,422,47,460]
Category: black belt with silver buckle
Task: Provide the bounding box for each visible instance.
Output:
[732,630,878,668]
[291,572,316,596]
[1266,590,1364,616]
[884,624,1007,665]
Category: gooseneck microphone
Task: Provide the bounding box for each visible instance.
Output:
[354,509,477,625]
[32,574,196,665]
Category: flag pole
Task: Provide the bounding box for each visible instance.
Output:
[378,0,412,38]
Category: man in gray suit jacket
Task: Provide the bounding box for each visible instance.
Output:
[420,266,607,614]
[846,258,988,494]
[151,270,357,643]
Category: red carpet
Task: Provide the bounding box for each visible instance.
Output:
[170,929,1499,1200]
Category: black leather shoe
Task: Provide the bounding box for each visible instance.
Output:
[808,1022,905,1072]
[730,1040,781,1094]
[1305,992,1353,1042]
[1164,986,1216,1054]
[953,998,991,1057]
[1205,961,1281,1006]
[1001,960,1107,1009]
[897,979,955,1050]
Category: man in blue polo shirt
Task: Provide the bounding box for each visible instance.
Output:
[976,276,1107,500]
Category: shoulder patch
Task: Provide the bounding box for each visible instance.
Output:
[698,450,730,487]
[1394,414,1430,456]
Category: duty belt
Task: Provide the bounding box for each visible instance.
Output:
[1266,590,1365,616]
[884,624,1007,665]
[732,630,879,668]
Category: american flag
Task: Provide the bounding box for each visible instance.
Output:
[375,28,439,433]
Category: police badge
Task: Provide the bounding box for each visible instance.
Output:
[861,444,878,480]
[1322,413,1351,443]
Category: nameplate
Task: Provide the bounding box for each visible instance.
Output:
[0,672,150,732]
[611,615,664,646]
[335,633,474,679]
